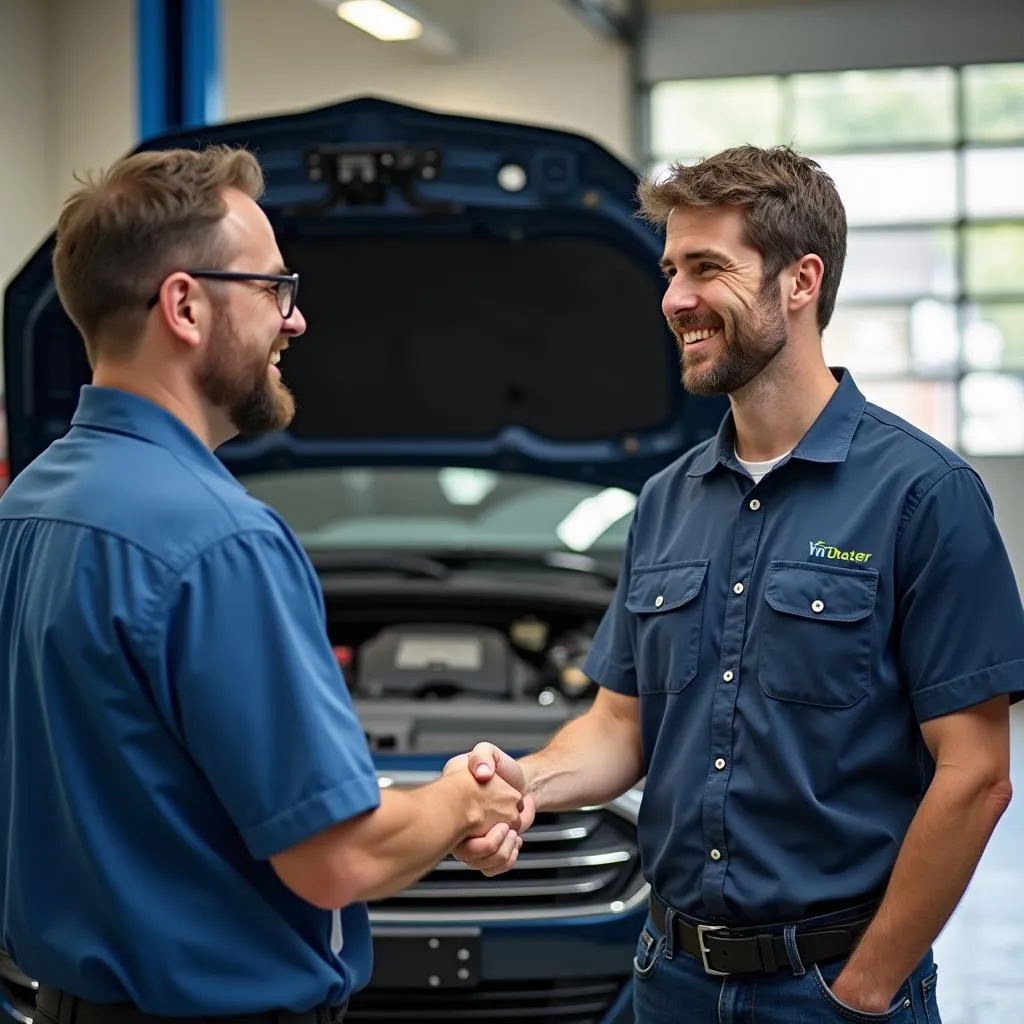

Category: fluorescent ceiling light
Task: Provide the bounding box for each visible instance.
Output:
[336,0,423,41]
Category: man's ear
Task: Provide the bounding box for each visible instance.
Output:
[154,272,209,350]
[786,253,824,316]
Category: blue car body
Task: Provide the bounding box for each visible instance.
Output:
[1,96,727,1024]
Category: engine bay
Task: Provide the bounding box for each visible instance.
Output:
[325,598,608,754]
[333,614,599,705]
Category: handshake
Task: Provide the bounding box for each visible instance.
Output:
[441,743,536,877]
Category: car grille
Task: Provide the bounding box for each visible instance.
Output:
[347,975,629,1023]
[369,788,647,922]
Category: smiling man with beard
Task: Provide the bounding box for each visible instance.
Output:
[0,146,526,1024]
[448,145,1022,1023]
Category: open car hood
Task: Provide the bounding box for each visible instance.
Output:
[3,96,726,492]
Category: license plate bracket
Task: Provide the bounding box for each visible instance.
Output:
[369,928,482,989]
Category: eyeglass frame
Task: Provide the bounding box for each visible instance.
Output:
[145,269,301,319]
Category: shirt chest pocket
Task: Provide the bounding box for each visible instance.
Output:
[758,561,879,709]
[625,560,709,695]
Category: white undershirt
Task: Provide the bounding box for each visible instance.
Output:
[735,448,791,485]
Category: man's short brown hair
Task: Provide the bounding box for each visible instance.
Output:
[637,145,847,331]
[52,145,265,365]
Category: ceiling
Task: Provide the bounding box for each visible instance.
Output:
[645,0,841,13]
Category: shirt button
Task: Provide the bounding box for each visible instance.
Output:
[811,599,825,613]
[748,499,761,511]
[733,582,744,595]
[654,595,664,608]
[710,849,722,861]
[722,670,734,683]
[715,758,726,770]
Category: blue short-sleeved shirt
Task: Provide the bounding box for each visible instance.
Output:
[583,368,1024,926]
[0,386,381,1015]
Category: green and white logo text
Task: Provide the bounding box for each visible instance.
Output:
[809,540,872,563]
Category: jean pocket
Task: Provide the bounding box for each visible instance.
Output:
[812,963,912,1022]
[626,560,708,695]
[758,561,878,708]
[633,924,666,981]
[921,967,940,1024]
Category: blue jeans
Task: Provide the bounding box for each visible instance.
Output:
[632,911,941,1024]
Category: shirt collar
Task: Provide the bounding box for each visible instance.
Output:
[70,385,243,486]
[687,368,866,478]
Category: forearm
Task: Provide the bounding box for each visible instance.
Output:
[275,773,480,908]
[841,767,1012,995]
[340,777,478,902]
[520,692,643,812]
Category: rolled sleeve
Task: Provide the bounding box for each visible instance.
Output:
[583,518,638,695]
[895,466,1024,721]
[152,529,381,859]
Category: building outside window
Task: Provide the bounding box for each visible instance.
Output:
[648,63,1024,455]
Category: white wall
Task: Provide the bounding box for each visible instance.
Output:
[223,0,634,164]
[0,0,136,301]
[643,0,1024,81]
[0,0,54,298]
[51,0,136,211]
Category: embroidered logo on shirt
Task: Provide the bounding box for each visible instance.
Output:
[809,540,872,564]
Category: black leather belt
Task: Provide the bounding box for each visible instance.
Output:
[650,894,872,976]
[35,988,348,1024]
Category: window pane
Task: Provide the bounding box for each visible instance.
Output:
[964,225,1024,296]
[964,303,1024,372]
[839,229,957,301]
[650,77,783,160]
[791,68,956,150]
[960,372,1024,454]
[824,306,911,376]
[965,148,1024,218]
[857,379,957,449]
[825,301,958,378]
[964,63,1024,143]
[814,152,958,226]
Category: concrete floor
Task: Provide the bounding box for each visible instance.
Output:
[932,702,1024,1023]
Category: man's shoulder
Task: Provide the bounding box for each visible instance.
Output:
[2,435,286,568]
[857,401,975,487]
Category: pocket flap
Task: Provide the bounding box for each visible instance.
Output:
[626,560,709,614]
[765,562,877,622]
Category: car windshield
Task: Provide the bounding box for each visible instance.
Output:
[238,467,636,554]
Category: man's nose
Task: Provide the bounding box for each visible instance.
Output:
[662,278,701,320]
[282,304,307,337]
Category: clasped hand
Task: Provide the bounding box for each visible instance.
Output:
[443,743,536,876]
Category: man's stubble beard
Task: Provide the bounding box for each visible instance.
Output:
[675,276,788,397]
[196,302,296,437]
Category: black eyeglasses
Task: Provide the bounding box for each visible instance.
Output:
[146,269,300,319]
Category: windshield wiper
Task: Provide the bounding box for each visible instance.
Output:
[435,549,618,586]
[311,552,451,580]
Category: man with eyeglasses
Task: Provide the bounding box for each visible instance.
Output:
[0,145,525,1024]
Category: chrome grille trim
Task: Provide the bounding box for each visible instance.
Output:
[429,847,632,872]
[370,770,647,923]
[396,868,621,900]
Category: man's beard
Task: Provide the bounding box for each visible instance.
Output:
[669,277,788,396]
[196,303,296,437]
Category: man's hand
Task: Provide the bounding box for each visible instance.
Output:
[828,969,897,1015]
[444,743,537,876]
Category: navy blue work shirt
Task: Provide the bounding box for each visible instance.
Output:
[0,387,381,1014]
[584,368,1024,926]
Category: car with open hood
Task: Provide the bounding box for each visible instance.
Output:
[1,95,726,1024]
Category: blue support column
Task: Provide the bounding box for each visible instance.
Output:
[137,0,222,141]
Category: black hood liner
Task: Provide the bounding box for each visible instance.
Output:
[283,232,672,443]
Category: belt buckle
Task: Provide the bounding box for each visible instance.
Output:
[696,923,729,976]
